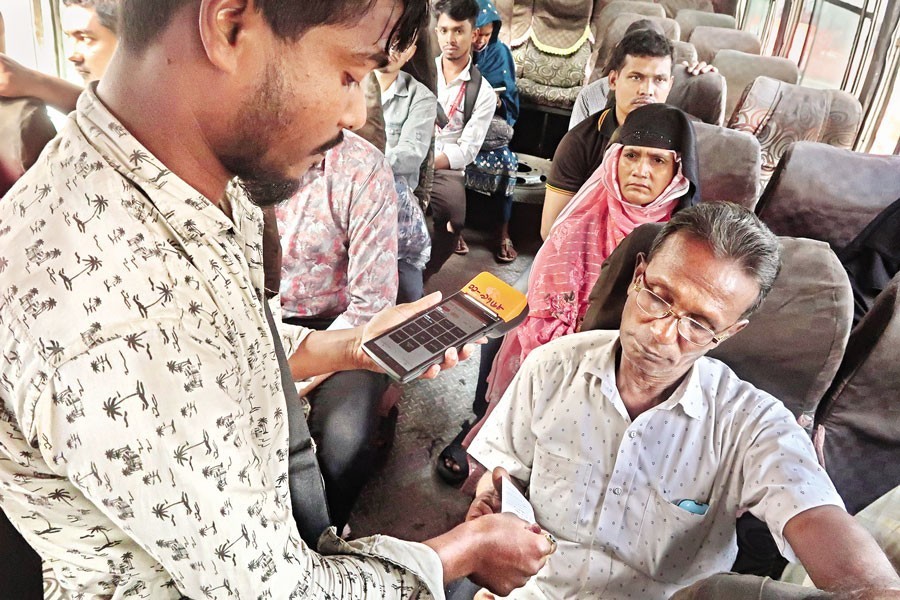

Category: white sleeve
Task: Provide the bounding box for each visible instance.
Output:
[443,80,497,170]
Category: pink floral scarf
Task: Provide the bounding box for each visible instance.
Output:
[465,144,688,446]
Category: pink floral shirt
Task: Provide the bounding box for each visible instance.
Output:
[276,132,399,327]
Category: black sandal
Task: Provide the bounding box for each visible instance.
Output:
[436,420,472,485]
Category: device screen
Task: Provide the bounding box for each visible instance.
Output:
[364,292,499,381]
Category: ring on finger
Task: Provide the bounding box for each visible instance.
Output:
[544,532,558,555]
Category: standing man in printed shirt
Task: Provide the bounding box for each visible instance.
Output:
[424,0,497,281]
[0,0,555,597]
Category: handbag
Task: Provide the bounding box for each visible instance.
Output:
[481,115,514,151]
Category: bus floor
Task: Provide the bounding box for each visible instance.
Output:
[349,207,541,542]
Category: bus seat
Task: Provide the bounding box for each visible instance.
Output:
[0,97,56,197]
[582,225,853,422]
[588,13,681,83]
[689,25,760,64]
[816,273,900,514]
[755,142,900,249]
[572,64,723,126]
[591,0,664,41]
[667,66,726,125]
[673,39,699,65]
[694,123,761,208]
[513,39,591,109]
[728,78,862,189]
[658,0,716,19]
[676,8,735,42]
[712,50,800,122]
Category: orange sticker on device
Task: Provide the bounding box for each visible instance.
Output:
[461,272,528,323]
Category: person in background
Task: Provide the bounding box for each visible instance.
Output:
[461,0,521,263]
[438,104,700,484]
[541,25,715,239]
[275,130,399,534]
[467,202,900,599]
[568,19,718,129]
[424,0,496,281]
[0,0,118,112]
[375,39,437,303]
[0,0,554,596]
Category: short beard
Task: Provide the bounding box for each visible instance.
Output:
[219,64,300,208]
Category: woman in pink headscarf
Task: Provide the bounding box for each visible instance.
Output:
[438,103,701,484]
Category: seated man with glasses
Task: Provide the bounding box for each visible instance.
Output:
[463,202,900,599]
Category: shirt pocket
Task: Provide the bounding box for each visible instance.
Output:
[635,487,714,584]
[530,443,592,544]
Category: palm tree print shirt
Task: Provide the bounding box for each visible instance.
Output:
[0,86,444,599]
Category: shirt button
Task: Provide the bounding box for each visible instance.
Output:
[628,431,637,439]
[613,487,623,495]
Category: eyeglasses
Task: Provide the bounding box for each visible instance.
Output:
[632,274,731,347]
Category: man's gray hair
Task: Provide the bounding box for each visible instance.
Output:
[647,202,782,317]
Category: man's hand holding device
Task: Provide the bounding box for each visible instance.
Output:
[362,273,529,383]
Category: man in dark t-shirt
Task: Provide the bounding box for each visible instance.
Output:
[540,28,675,238]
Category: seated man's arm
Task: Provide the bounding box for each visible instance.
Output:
[784,505,900,592]
[541,123,593,238]
[441,81,496,170]
[540,187,575,239]
[387,86,437,180]
[334,154,399,328]
[0,54,82,113]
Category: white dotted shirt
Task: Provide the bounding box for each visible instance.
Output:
[469,330,843,600]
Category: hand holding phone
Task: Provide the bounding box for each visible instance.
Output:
[362,273,528,383]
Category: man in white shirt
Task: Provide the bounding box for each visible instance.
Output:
[424,0,497,281]
[0,0,555,597]
[467,203,900,599]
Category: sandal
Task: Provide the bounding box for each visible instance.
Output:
[454,235,469,255]
[436,420,472,485]
[495,238,517,263]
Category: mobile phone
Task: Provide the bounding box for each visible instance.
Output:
[362,272,528,383]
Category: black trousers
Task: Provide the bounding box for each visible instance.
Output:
[424,169,467,282]
[285,316,389,531]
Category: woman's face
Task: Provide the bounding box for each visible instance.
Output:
[473,22,494,52]
[617,145,678,206]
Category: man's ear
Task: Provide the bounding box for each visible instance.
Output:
[608,69,619,91]
[629,253,647,293]
[198,0,259,73]
[718,318,749,343]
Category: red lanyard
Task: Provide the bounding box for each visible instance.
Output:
[445,81,468,123]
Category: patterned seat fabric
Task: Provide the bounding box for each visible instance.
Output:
[581,226,853,422]
[816,274,900,514]
[689,25,760,63]
[755,141,900,249]
[513,39,590,108]
[712,49,800,121]
[728,77,862,189]
[676,8,735,41]
[518,77,584,108]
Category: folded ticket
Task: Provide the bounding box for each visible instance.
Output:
[501,476,536,524]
